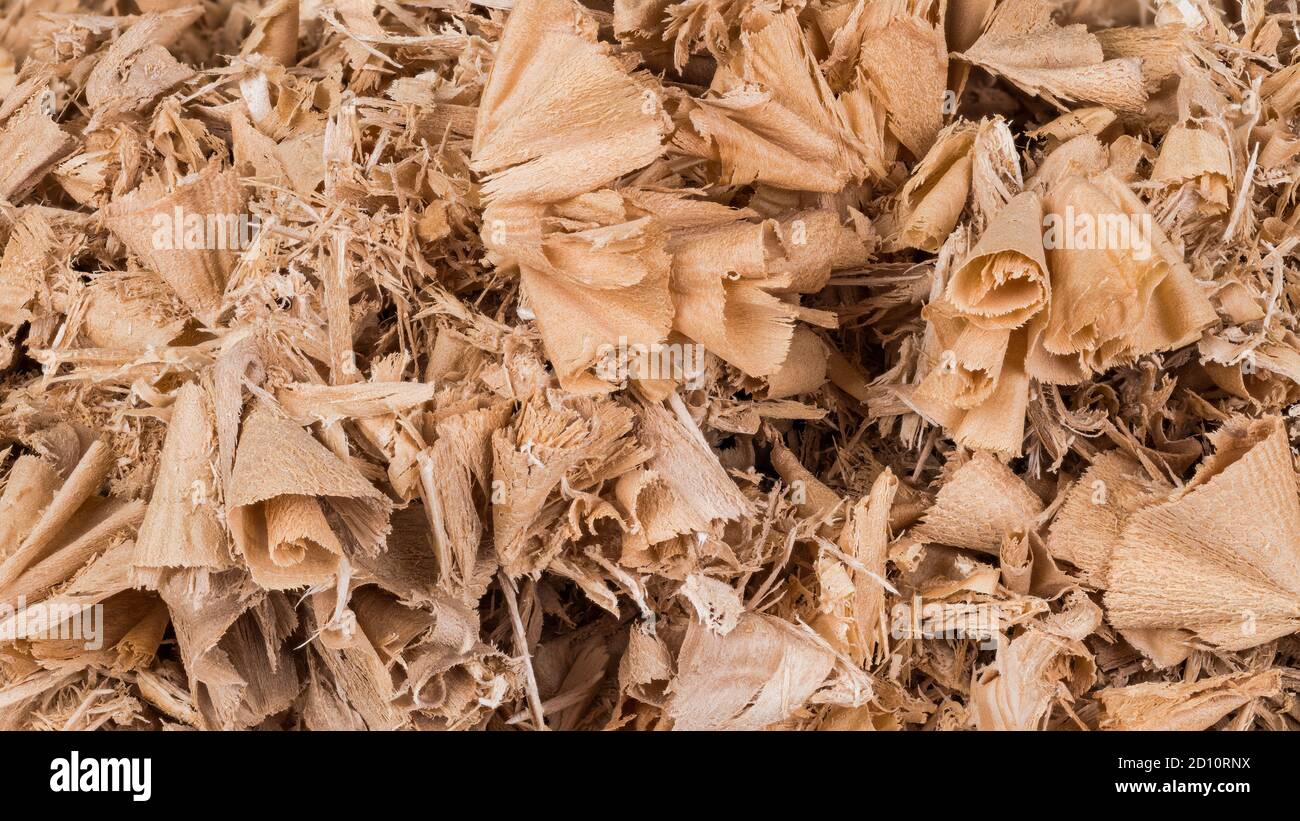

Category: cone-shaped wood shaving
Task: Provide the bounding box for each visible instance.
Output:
[0,0,1298,731]
[1106,416,1300,651]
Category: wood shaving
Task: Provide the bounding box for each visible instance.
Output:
[0,0,1298,731]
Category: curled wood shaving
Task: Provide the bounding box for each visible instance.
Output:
[0,0,1298,732]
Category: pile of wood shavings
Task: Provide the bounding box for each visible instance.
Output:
[0,0,1299,731]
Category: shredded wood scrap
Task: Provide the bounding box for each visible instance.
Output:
[1,0,1300,732]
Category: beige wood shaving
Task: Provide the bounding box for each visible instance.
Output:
[0,0,1296,732]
